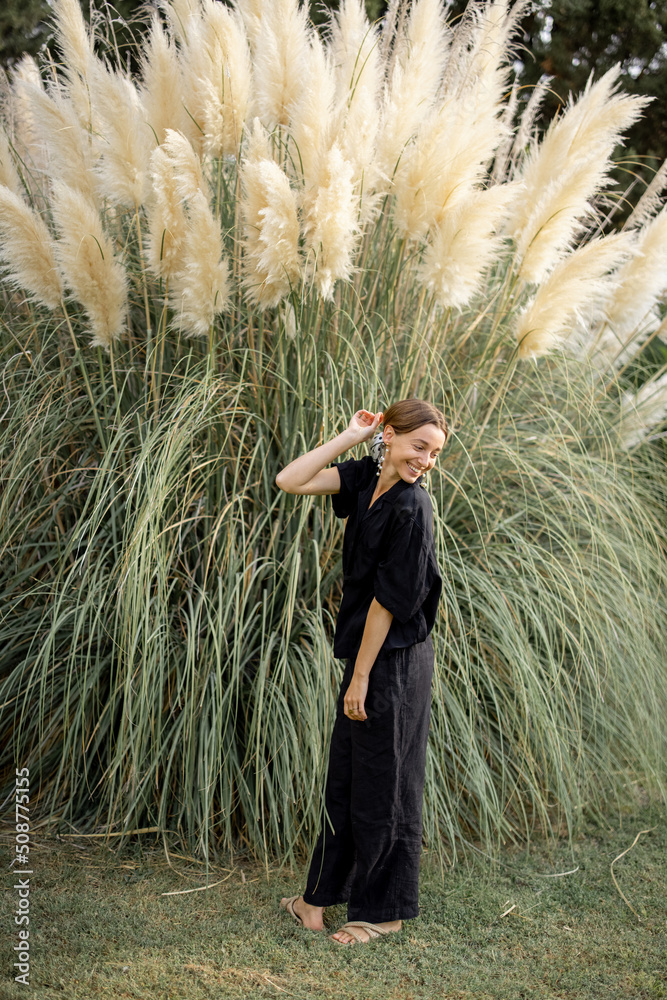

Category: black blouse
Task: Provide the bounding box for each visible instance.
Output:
[331,455,442,659]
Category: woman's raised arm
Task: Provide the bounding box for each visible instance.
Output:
[275,409,382,495]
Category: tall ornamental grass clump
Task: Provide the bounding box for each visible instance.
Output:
[1,0,667,863]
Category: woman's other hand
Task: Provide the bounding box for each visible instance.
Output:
[348,409,382,442]
[344,672,369,721]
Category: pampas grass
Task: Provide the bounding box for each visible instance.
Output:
[16,80,96,203]
[619,372,667,449]
[241,121,301,307]
[90,66,152,207]
[605,208,667,338]
[507,68,648,283]
[515,233,633,358]
[51,182,127,346]
[0,130,22,195]
[302,142,358,299]
[419,183,517,308]
[170,191,230,336]
[141,15,190,146]
[251,0,310,130]
[146,144,188,280]
[1,0,666,866]
[0,186,63,308]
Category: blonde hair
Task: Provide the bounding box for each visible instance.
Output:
[383,398,448,442]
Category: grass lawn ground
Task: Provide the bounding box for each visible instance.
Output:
[0,805,665,1000]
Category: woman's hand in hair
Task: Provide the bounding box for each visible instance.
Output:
[348,409,383,442]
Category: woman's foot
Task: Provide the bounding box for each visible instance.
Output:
[280,895,325,931]
[331,919,402,944]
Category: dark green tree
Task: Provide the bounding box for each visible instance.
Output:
[0,0,51,68]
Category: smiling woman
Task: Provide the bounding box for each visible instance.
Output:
[276,399,448,945]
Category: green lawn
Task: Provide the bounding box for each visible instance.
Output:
[1,806,665,1000]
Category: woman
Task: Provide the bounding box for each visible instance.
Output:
[276,399,448,945]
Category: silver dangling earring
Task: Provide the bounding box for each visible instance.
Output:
[370,430,385,476]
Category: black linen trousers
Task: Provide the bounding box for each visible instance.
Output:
[303,635,434,923]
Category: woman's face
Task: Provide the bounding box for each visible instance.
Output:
[383,421,446,483]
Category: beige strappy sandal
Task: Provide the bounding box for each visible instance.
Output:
[332,920,394,944]
[280,895,303,926]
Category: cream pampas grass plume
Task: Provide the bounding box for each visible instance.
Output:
[289,34,335,188]
[90,66,153,207]
[329,0,382,220]
[0,131,22,195]
[0,186,63,309]
[376,0,449,184]
[11,56,48,176]
[52,0,93,81]
[605,208,667,338]
[162,129,207,202]
[303,143,357,300]
[507,68,648,283]
[145,131,206,283]
[515,233,633,359]
[241,122,301,308]
[141,16,190,146]
[180,0,252,158]
[15,81,96,204]
[625,158,667,230]
[586,208,667,370]
[252,0,310,129]
[619,372,667,450]
[51,183,127,347]
[160,0,199,45]
[170,192,230,337]
[419,184,517,309]
[51,0,94,128]
[145,145,188,280]
[392,1,514,240]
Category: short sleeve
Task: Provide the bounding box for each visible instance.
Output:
[373,512,438,623]
[331,455,375,519]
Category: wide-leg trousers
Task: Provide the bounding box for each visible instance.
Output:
[303,636,434,923]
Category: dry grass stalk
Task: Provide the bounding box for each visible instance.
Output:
[241,121,301,308]
[0,185,63,309]
[51,182,128,347]
[515,233,634,359]
[169,191,230,337]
